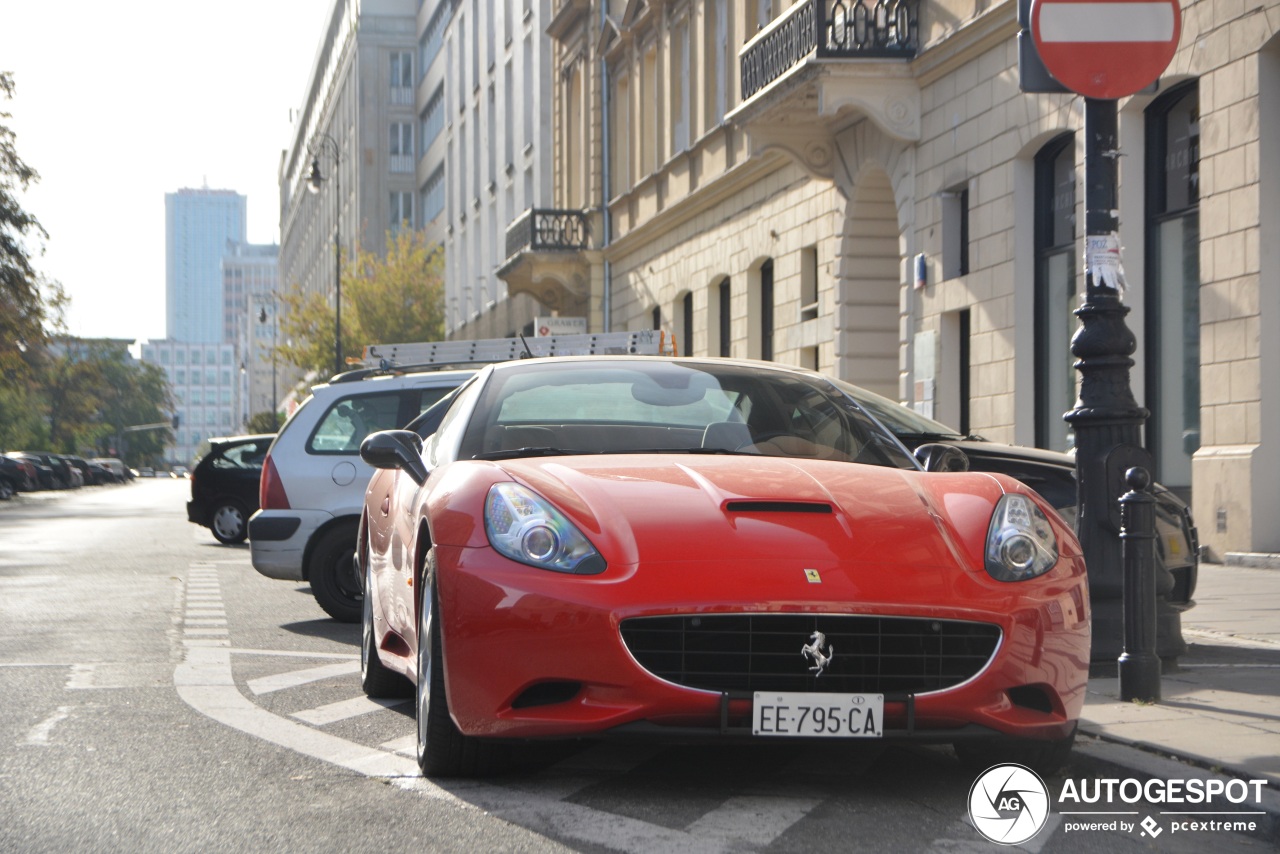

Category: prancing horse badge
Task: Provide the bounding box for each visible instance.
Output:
[804,568,822,583]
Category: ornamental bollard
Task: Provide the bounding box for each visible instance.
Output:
[1118,466,1161,702]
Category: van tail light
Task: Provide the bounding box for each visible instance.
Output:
[259,453,291,510]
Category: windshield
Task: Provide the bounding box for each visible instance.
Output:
[457,360,918,469]
[828,378,967,440]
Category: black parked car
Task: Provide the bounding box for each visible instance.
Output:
[837,381,1199,611]
[187,434,275,544]
[0,454,31,499]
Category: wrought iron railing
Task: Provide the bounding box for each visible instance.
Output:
[505,208,591,259]
[741,0,919,101]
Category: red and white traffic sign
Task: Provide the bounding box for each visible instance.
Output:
[1031,0,1181,99]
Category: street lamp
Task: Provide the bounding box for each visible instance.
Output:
[307,134,342,376]
[258,300,277,424]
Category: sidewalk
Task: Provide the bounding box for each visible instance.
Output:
[1074,560,1280,840]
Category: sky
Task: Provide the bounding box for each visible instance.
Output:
[2,1,328,343]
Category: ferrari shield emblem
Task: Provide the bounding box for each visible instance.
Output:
[804,568,822,583]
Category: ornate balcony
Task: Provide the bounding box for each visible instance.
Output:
[730,0,922,178]
[497,208,594,316]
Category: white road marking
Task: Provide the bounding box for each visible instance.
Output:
[379,734,416,756]
[175,644,426,783]
[291,695,407,726]
[26,705,71,745]
[65,663,96,690]
[247,661,360,695]
[683,795,818,847]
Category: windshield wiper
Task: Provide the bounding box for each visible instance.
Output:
[472,446,587,461]
[894,431,966,442]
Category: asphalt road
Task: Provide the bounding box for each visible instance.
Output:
[0,479,1268,853]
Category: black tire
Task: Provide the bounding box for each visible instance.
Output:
[416,551,507,778]
[0,479,14,501]
[209,499,248,544]
[954,725,1077,777]
[361,550,413,699]
[309,525,361,622]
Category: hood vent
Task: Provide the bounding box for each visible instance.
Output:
[724,501,832,514]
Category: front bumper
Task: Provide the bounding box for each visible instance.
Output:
[429,546,1091,745]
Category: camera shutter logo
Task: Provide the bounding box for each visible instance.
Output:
[968,763,1051,845]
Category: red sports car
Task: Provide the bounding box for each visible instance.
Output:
[357,357,1089,778]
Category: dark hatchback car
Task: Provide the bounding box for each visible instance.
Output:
[839,381,1199,611]
[187,434,275,544]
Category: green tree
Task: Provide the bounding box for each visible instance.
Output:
[276,229,445,378]
[0,71,64,382]
[245,410,282,434]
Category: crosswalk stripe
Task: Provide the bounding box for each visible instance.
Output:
[291,694,409,726]
[247,661,360,695]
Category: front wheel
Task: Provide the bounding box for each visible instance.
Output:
[416,552,507,778]
[309,525,361,622]
[210,500,248,544]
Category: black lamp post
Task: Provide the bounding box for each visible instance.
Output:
[257,300,277,422]
[307,134,342,376]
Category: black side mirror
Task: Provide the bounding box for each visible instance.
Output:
[360,429,429,485]
[914,442,970,473]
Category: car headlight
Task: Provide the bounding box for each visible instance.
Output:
[985,494,1058,581]
[484,483,606,574]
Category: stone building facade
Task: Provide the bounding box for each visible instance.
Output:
[497,0,1279,560]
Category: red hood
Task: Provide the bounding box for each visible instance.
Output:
[491,455,1011,573]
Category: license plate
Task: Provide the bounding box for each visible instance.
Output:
[752,691,883,738]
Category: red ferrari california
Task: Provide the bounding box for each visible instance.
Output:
[356,357,1089,778]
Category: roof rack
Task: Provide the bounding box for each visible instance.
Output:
[359,330,673,370]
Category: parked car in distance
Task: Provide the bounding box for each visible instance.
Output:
[187,434,275,544]
[358,356,1089,778]
[62,455,102,486]
[0,453,33,498]
[8,453,55,490]
[90,458,130,483]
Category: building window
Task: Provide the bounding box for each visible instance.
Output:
[1034,133,1077,452]
[760,259,774,362]
[390,123,413,172]
[718,277,731,358]
[1145,81,1200,491]
[800,245,819,321]
[641,43,658,176]
[390,192,414,231]
[422,86,445,153]
[421,3,448,70]
[681,291,694,357]
[423,166,445,222]
[942,185,970,279]
[670,15,690,156]
[610,68,631,197]
[390,51,413,104]
[566,64,584,208]
[705,0,729,131]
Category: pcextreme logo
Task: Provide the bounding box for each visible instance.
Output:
[967,766,1271,845]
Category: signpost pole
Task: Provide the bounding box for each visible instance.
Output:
[1027,0,1186,667]
[1063,98,1153,662]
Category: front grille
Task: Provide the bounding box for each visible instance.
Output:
[620,614,1001,695]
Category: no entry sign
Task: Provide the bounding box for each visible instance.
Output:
[1031,0,1181,99]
